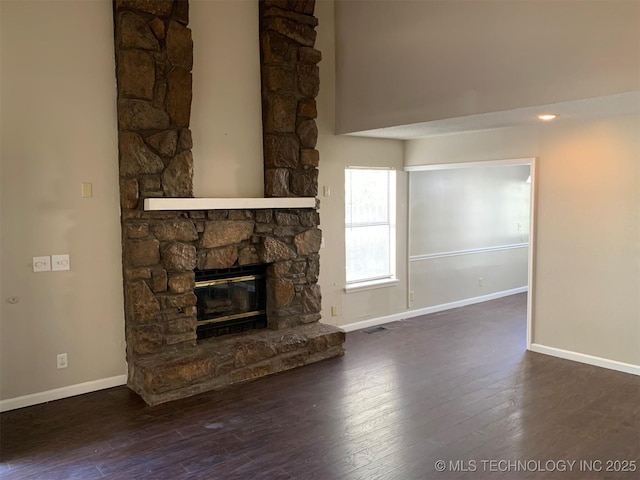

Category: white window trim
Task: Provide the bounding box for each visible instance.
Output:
[344,277,399,294]
[344,167,397,288]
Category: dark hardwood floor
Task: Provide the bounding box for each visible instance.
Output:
[1,293,638,479]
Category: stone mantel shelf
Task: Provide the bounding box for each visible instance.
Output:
[143,197,317,211]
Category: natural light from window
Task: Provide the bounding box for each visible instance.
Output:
[345,168,396,287]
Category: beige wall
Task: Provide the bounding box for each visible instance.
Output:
[0,0,407,404]
[191,0,264,198]
[4,0,632,406]
[406,126,540,166]
[409,166,530,308]
[0,0,125,401]
[410,249,528,308]
[315,0,408,327]
[410,166,531,254]
[335,0,640,133]
[406,116,640,365]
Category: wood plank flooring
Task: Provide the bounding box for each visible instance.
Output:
[1,293,638,479]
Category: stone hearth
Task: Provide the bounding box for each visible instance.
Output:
[114,0,344,405]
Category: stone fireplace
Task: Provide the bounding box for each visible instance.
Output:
[113,0,344,405]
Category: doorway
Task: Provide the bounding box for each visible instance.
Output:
[406,158,536,349]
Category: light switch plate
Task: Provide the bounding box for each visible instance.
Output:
[33,256,51,272]
[81,182,92,198]
[52,254,70,271]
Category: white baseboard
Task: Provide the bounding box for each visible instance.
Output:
[0,374,127,412]
[340,311,409,333]
[341,286,528,333]
[529,344,640,376]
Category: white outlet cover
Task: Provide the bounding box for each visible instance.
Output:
[52,254,70,271]
[33,256,51,272]
[57,353,68,369]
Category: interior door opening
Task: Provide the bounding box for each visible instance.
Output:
[406,158,536,349]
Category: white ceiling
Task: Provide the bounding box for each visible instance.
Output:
[345,91,640,140]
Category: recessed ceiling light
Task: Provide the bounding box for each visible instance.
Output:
[537,114,558,121]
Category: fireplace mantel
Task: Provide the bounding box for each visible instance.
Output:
[144,197,316,211]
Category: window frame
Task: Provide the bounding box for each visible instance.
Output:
[344,167,397,292]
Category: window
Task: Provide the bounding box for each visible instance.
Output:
[345,168,396,288]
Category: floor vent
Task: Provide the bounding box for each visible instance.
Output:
[362,326,387,334]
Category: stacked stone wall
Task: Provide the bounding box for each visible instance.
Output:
[121,208,323,359]
[260,0,320,198]
[115,0,194,207]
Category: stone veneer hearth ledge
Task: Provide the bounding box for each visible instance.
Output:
[144,197,316,211]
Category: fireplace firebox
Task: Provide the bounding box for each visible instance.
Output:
[194,265,267,340]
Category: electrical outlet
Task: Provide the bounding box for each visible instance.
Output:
[331,306,338,316]
[409,291,415,301]
[57,353,68,369]
[478,277,484,287]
